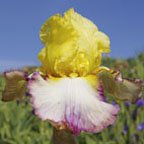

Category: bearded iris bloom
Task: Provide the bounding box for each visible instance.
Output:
[1,9,143,135]
[28,9,119,134]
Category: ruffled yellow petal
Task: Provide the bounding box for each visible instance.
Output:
[95,31,110,53]
[38,8,110,77]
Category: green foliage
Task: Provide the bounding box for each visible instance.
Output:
[0,53,144,144]
[0,102,52,144]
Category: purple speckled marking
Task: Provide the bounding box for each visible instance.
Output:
[64,102,119,135]
[27,72,40,87]
[97,85,105,101]
[65,105,82,134]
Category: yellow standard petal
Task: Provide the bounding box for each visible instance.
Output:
[38,8,110,77]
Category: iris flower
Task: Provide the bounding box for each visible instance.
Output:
[1,9,143,135]
[137,122,144,131]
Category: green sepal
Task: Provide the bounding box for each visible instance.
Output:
[2,71,27,102]
[98,70,143,103]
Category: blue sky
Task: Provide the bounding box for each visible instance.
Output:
[0,0,144,71]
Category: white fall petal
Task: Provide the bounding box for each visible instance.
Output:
[28,72,119,134]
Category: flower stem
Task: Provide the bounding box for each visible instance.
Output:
[52,127,78,144]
